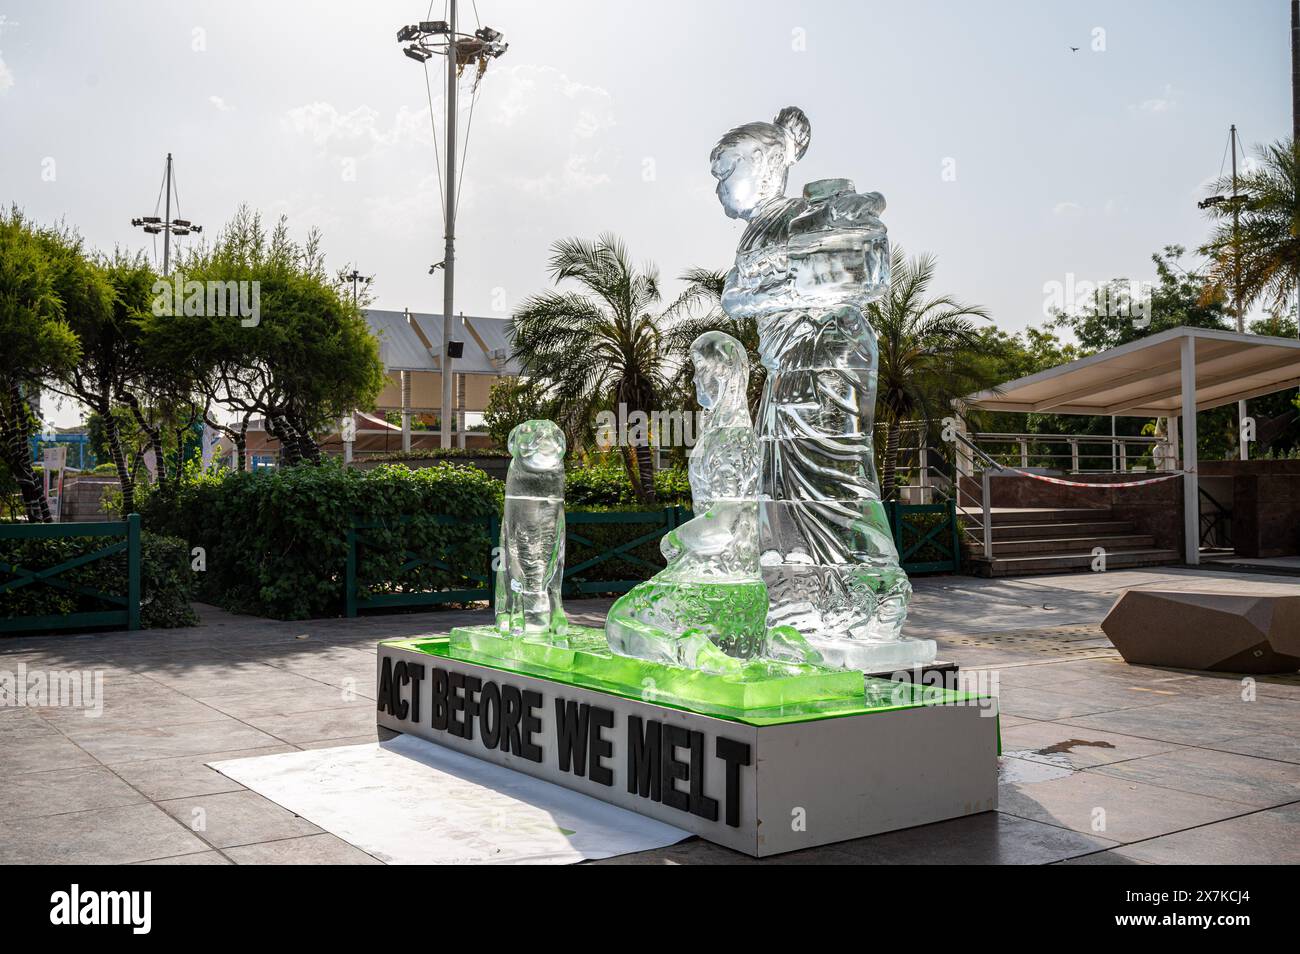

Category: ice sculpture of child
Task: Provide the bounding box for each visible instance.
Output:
[709,106,936,672]
[605,332,767,671]
[495,419,568,639]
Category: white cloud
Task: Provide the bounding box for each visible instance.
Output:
[281,101,431,156]
[209,95,235,112]
[1129,84,1178,115]
[487,65,616,197]
[1052,200,1083,216]
[0,15,17,94]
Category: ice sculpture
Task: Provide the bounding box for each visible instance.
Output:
[605,331,768,671]
[495,419,568,638]
[710,106,935,671]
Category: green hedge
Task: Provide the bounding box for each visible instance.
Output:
[141,461,503,620]
[566,462,690,507]
[0,531,198,630]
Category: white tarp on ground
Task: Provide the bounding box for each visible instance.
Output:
[209,734,689,864]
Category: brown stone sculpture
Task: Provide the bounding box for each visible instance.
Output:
[1101,590,1300,674]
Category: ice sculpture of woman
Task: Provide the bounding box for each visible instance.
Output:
[709,106,935,671]
[495,419,568,638]
[605,331,767,671]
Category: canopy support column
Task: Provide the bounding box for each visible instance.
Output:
[1180,335,1199,565]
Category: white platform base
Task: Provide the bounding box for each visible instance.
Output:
[376,641,999,857]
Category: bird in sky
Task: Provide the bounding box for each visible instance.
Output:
[1069,46,1080,52]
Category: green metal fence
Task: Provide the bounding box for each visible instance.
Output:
[0,514,141,633]
[345,507,689,618]
[886,499,961,574]
[345,514,498,618]
[344,501,958,618]
[563,507,689,595]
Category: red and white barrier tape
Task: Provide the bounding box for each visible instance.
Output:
[992,467,1186,489]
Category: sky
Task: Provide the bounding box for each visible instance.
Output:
[0,0,1291,426]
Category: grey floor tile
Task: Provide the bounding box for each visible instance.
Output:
[994,686,1142,721]
[194,684,367,720]
[157,790,322,849]
[296,735,380,750]
[63,717,284,764]
[0,732,98,775]
[837,810,1119,864]
[1059,848,1151,865]
[1202,733,1300,765]
[112,744,298,800]
[225,833,384,864]
[1056,699,1280,746]
[999,769,1257,843]
[136,850,233,865]
[1000,722,1183,770]
[1092,803,1300,864]
[1090,748,1300,808]
[242,706,379,745]
[0,765,145,819]
[0,803,208,864]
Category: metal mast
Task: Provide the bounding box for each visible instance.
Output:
[396,7,508,449]
[132,152,202,277]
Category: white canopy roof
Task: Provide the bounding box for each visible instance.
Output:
[364,309,521,376]
[963,327,1300,417]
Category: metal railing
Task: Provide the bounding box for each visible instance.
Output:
[0,514,142,633]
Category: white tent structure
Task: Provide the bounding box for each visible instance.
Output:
[961,327,1300,565]
[364,309,521,449]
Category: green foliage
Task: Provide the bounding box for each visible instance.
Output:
[365,448,510,462]
[140,461,503,620]
[867,248,991,497]
[1051,246,1230,352]
[0,530,197,629]
[1200,138,1300,314]
[566,461,690,507]
[0,208,81,386]
[564,514,681,592]
[511,234,669,499]
[140,206,386,464]
[482,377,554,449]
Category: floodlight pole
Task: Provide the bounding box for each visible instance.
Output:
[1231,125,1248,461]
[441,0,459,451]
[163,153,173,277]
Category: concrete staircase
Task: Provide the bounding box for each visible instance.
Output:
[964,507,1180,577]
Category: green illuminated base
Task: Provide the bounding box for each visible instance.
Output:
[441,624,856,719]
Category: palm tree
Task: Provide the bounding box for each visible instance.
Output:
[1200,138,1300,320]
[868,249,990,500]
[511,234,668,501]
[661,267,766,415]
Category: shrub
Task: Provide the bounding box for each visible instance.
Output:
[566,461,691,507]
[364,448,510,462]
[0,528,197,631]
[140,461,503,620]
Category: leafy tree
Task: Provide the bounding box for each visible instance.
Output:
[142,207,386,469]
[867,249,990,499]
[482,377,554,449]
[511,234,668,501]
[0,209,80,521]
[1200,138,1300,318]
[1052,246,1230,352]
[661,266,766,419]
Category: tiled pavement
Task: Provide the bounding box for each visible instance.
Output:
[1,567,1297,865]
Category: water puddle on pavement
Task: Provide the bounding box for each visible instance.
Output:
[1035,738,1116,756]
[1000,738,1118,782]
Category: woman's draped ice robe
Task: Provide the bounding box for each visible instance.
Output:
[723,179,931,667]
